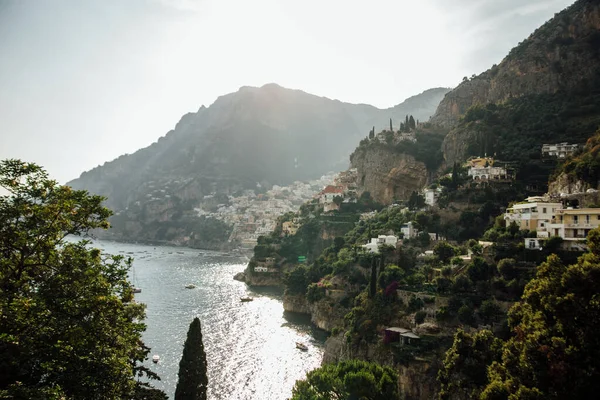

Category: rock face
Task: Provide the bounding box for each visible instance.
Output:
[243,271,283,288]
[432,0,600,129]
[322,334,393,366]
[350,145,428,205]
[548,172,587,195]
[282,293,311,314]
[282,293,348,332]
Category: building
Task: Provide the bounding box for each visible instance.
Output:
[401,222,417,239]
[318,185,345,204]
[505,197,600,251]
[542,143,580,159]
[547,208,600,250]
[504,198,563,232]
[362,235,399,253]
[468,166,508,180]
[423,187,442,207]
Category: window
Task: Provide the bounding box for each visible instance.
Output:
[586,215,590,224]
[574,215,579,224]
[543,207,547,214]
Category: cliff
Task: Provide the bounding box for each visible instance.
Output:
[351,145,428,205]
[434,0,600,171]
[282,293,348,332]
[432,0,600,128]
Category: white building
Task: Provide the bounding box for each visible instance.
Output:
[423,187,442,207]
[362,235,399,253]
[401,222,417,239]
[468,166,508,180]
[542,143,580,158]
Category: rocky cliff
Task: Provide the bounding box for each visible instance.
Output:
[350,144,429,205]
[432,0,600,128]
[282,293,347,332]
[434,0,600,171]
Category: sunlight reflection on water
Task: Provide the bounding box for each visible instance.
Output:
[96,241,325,400]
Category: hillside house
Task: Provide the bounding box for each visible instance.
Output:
[542,143,580,158]
[423,187,442,206]
[362,235,399,253]
[401,222,417,239]
[504,198,563,232]
[318,185,345,204]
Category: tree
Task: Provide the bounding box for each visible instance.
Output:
[390,118,393,132]
[438,330,503,400]
[481,230,600,399]
[290,360,399,400]
[409,115,416,130]
[434,241,457,264]
[0,160,163,399]
[405,115,409,131]
[175,318,208,400]
[333,195,343,206]
[408,191,425,210]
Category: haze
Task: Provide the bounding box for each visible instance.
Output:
[0,0,574,184]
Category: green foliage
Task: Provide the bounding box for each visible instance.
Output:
[306,282,326,303]
[457,304,476,326]
[285,266,310,295]
[415,310,427,325]
[557,128,600,187]
[434,241,458,264]
[481,229,600,399]
[377,264,405,289]
[438,330,503,400]
[290,360,399,400]
[175,318,208,400]
[0,160,164,399]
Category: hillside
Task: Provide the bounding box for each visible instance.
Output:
[67,84,449,246]
[431,0,600,179]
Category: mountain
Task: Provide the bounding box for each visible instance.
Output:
[431,0,600,180]
[67,84,449,247]
[68,84,449,212]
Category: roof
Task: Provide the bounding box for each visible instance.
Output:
[320,185,344,195]
[385,327,411,334]
[400,332,421,339]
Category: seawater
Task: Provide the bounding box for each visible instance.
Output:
[95,240,326,400]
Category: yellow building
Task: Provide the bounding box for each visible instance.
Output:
[547,208,600,250]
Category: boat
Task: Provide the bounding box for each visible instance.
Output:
[240,297,253,302]
[185,284,196,289]
[132,264,141,293]
[296,342,308,351]
[152,355,160,363]
[133,287,142,293]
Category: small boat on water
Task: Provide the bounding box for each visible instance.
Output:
[296,342,308,351]
[152,355,160,363]
[185,284,196,289]
[240,297,253,302]
[133,287,142,293]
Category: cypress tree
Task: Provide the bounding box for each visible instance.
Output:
[389,118,393,132]
[369,256,377,297]
[409,115,416,130]
[405,115,409,131]
[175,318,208,400]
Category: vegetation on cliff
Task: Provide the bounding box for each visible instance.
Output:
[290,360,399,400]
[439,228,600,399]
[0,160,165,399]
[554,128,600,188]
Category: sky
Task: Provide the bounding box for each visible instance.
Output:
[0,0,575,184]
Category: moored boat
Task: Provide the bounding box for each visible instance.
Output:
[152,355,160,363]
[240,297,253,302]
[296,342,308,351]
[185,284,196,289]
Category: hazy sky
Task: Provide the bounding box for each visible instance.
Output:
[0,0,574,184]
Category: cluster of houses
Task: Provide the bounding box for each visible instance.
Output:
[504,196,600,251]
[317,168,358,212]
[465,157,511,181]
[542,142,580,159]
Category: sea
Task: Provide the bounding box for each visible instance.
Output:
[94,240,326,400]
